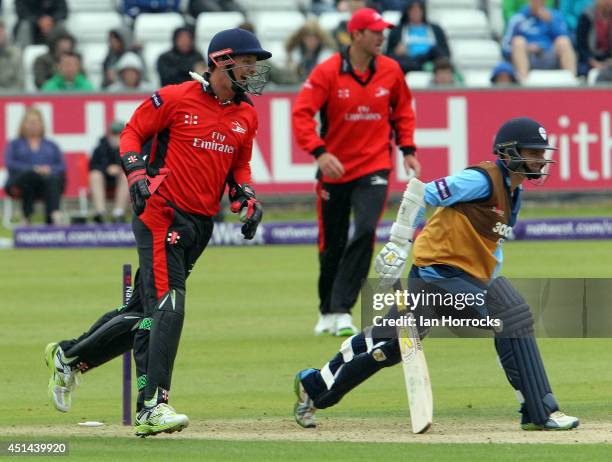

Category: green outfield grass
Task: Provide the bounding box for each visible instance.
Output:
[1,241,612,460]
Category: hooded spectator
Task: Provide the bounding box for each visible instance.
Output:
[157,26,206,86]
[386,0,450,73]
[33,30,75,89]
[102,27,145,88]
[108,52,153,92]
[285,20,336,80]
[0,20,23,91]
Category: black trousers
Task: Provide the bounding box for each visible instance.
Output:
[59,194,213,411]
[317,170,389,315]
[6,170,64,223]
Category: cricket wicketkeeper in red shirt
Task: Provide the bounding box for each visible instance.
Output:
[292,8,420,337]
[43,28,271,437]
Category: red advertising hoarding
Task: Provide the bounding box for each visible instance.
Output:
[1,88,610,197]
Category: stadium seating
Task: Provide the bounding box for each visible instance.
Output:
[67,0,117,13]
[252,11,306,42]
[463,70,492,87]
[79,43,108,89]
[241,0,301,11]
[450,39,502,71]
[66,12,123,44]
[524,70,579,86]
[195,11,245,45]
[318,11,350,33]
[142,43,170,88]
[261,41,287,66]
[427,0,480,8]
[430,9,491,40]
[406,71,432,89]
[133,12,185,45]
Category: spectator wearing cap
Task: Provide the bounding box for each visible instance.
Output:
[490,61,519,84]
[0,20,23,91]
[108,52,153,92]
[41,51,93,92]
[157,26,206,86]
[502,0,577,81]
[292,7,419,337]
[386,0,450,73]
[88,121,130,224]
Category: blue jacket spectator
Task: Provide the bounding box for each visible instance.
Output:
[4,107,65,225]
[502,0,577,80]
[386,0,450,73]
[576,0,612,75]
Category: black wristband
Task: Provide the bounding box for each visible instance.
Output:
[400,146,416,157]
[311,146,326,158]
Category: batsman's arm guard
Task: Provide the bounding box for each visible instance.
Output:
[375,180,426,286]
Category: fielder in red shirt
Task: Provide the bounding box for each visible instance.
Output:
[43,28,271,437]
[292,8,420,337]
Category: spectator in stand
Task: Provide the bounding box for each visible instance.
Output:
[41,51,93,92]
[559,0,594,38]
[490,61,519,84]
[375,0,410,10]
[503,0,556,23]
[157,26,206,86]
[503,0,577,81]
[14,0,68,47]
[238,21,299,85]
[0,20,23,91]
[122,0,180,20]
[4,107,65,225]
[311,0,336,15]
[107,52,153,92]
[188,0,246,17]
[576,0,612,76]
[386,0,450,74]
[286,20,337,81]
[102,27,145,89]
[333,0,367,51]
[89,120,129,224]
[33,31,75,89]
[430,57,456,85]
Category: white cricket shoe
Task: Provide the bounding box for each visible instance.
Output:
[334,313,358,337]
[294,371,317,428]
[314,313,336,336]
[44,343,81,412]
[134,403,189,437]
[521,411,580,431]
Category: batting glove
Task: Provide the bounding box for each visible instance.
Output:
[375,242,409,288]
[229,182,263,240]
[121,152,151,216]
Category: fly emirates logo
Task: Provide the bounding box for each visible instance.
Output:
[344,105,382,122]
[193,131,235,154]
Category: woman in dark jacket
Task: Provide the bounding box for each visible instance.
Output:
[385,0,450,74]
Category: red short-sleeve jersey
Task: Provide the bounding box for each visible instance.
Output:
[121,79,257,216]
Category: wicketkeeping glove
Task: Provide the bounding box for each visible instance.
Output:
[121,151,150,216]
[228,182,263,240]
[375,242,409,288]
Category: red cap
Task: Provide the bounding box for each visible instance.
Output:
[347,8,394,33]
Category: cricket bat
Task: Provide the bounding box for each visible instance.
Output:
[389,179,433,434]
